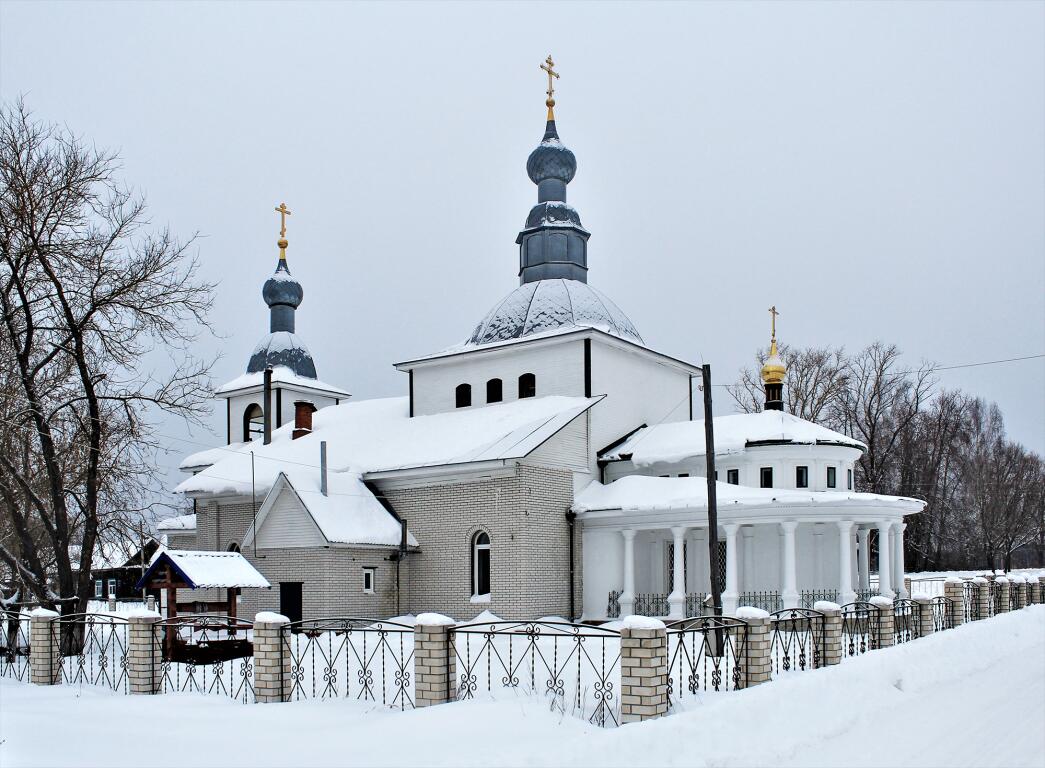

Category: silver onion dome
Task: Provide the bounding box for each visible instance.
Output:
[467,279,643,347]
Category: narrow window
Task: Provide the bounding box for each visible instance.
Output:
[486,378,503,404]
[727,469,739,485]
[472,531,491,596]
[518,373,536,399]
[243,403,264,442]
[659,474,670,478]
[796,466,809,488]
[455,383,472,408]
[847,469,853,490]
[679,473,689,478]
[107,578,117,598]
[362,567,375,594]
[95,580,103,598]
[827,466,837,489]
[760,467,773,488]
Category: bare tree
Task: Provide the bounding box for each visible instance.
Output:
[0,99,214,617]
[728,343,850,423]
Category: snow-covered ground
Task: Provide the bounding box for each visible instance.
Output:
[2,607,1043,768]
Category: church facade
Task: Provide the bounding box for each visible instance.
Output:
[165,68,922,623]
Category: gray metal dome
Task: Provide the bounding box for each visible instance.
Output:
[527,136,576,185]
[247,331,317,377]
[467,279,643,347]
[262,261,303,309]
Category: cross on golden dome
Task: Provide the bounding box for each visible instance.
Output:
[274,202,292,258]
[540,55,560,120]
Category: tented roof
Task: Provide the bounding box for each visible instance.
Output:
[136,550,270,590]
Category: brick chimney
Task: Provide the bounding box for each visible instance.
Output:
[292,400,316,440]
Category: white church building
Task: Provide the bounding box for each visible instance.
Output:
[163,72,923,623]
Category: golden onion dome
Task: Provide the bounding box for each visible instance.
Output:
[761,338,786,385]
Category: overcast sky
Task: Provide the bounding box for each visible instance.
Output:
[2,1,1043,500]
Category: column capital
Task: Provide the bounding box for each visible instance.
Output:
[621,528,637,541]
[836,519,854,533]
[723,523,740,536]
[856,527,871,540]
[780,520,798,533]
[670,525,687,538]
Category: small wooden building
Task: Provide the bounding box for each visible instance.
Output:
[135,549,271,619]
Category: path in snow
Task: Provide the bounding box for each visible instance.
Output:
[1,607,1042,768]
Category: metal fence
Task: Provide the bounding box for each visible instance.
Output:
[962,581,977,622]
[769,608,825,674]
[0,610,30,682]
[988,580,1000,617]
[605,591,710,619]
[51,613,128,692]
[449,620,621,727]
[665,616,747,706]
[931,597,955,632]
[840,602,880,659]
[152,614,256,703]
[1009,583,1020,611]
[281,618,414,708]
[738,591,783,613]
[855,588,881,602]
[800,590,840,609]
[894,599,917,643]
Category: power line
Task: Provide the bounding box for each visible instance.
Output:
[930,354,1045,372]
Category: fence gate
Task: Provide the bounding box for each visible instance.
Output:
[769,608,825,674]
[840,602,880,658]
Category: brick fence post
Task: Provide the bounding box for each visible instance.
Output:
[943,578,965,628]
[903,577,912,600]
[620,617,668,724]
[912,596,933,638]
[972,578,990,620]
[870,596,894,649]
[414,613,455,707]
[1030,578,1042,606]
[1038,576,1045,605]
[737,608,772,687]
[995,578,1010,614]
[253,612,291,703]
[126,610,162,694]
[815,602,842,666]
[1016,578,1028,609]
[29,608,60,685]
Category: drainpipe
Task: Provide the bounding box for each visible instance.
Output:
[565,509,577,620]
[263,366,273,445]
[320,441,328,496]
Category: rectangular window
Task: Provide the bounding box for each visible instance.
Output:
[796,466,808,488]
[95,580,103,598]
[827,466,837,488]
[679,473,689,478]
[847,469,853,490]
[727,469,739,485]
[362,568,375,594]
[107,578,117,598]
[760,467,773,488]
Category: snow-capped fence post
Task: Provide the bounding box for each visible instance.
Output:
[1015,578,1028,609]
[972,578,990,620]
[620,616,668,724]
[913,596,933,638]
[414,613,455,707]
[995,578,1010,614]
[736,608,771,687]
[253,612,290,703]
[815,602,842,666]
[870,596,894,649]
[29,608,59,685]
[1031,577,1044,606]
[943,578,965,628]
[126,609,162,694]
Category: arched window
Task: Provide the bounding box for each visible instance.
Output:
[472,531,490,596]
[486,378,503,404]
[455,383,472,408]
[243,404,264,442]
[227,542,241,553]
[518,373,536,399]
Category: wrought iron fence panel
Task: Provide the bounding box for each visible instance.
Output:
[607,590,621,619]
[855,588,881,602]
[281,618,414,709]
[0,610,30,681]
[449,620,621,727]
[930,597,954,632]
[769,609,825,675]
[839,602,880,659]
[665,616,747,706]
[685,593,710,617]
[633,593,669,617]
[1009,583,1020,611]
[738,592,783,613]
[961,581,976,622]
[51,614,128,692]
[152,615,255,703]
[893,599,916,643]
[800,590,839,609]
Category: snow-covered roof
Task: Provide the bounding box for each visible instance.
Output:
[180,443,246,472]
[573,475,924,514]
[242,472,420,549]
[214,365,351,397]
[603,411,866,466]
[136,550,270,590]
[155,513,197,532]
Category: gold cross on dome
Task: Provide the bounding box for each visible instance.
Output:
[540,55,560,112]
[768,305,780,340]
[274,202,292,238]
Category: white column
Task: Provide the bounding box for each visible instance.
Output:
[894,522,908,598]
[857,527,871,593]
[667,526,687,619]
[781,521,799,608]
[722,524,740,616]
[813,523,825,588]
[619,529,636,617]
[742,527,755,590]
[837,520,856,605]
[876,521,894,598]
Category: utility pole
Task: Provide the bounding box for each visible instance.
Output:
[702,364,722,617]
